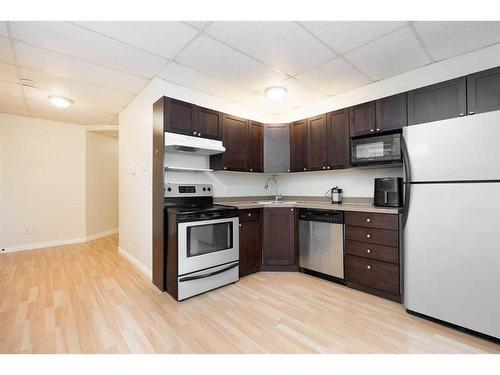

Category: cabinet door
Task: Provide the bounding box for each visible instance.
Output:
[221,114,248,171]
[467,66,500,115]
[307,114,327,171]
[262,208,296,267]
[326,108,350,169]
[165,98,196,136]
[376,93,407,132]
[264,124,290,173]
[239,210,262,277]
[290,119,308,172]
[196,106,222,140]
[349,101,376,137]
[248,121,263,172]
[407,77,466,126]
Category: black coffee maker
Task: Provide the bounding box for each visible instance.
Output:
[374,177,403,207]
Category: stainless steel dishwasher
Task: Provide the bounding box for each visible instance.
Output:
[299,209,344,280]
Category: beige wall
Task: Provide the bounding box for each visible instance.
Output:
[0,113,86,251]
[85,131,118,239]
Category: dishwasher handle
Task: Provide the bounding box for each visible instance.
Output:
[298,209,344,224]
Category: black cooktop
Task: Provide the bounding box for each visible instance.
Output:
[165,203,237,215]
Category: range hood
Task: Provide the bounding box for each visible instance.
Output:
[164,132,225,155]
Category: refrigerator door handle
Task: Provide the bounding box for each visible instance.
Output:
[401,134,412,229]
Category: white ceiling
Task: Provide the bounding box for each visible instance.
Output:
[1,21,500,125]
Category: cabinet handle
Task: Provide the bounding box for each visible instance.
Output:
[366,265,372,270]
[366,249,371,254]
[366,218,371,223]
[239,224,242,227]
[322,166,326,170]
[223,166,227,170]
[291,209,294,212]
[198,133,202,137]
[250,168,253,172]
[370,129,374,132]
[376,128,380,132]
[459,113,465,117]
[193,131,198,135]
[327,166,330,169]
[303,168,307,171]
[366,233,371,239]
[469,111,475,115]
[247,213,251,217]
[287,169,290,172]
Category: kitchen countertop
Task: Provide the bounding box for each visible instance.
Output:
[217,198,401,215]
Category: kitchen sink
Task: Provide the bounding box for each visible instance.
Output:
[254,200,298,204]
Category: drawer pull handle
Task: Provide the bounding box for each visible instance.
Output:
[248,213,251,216]
[366,233,371,239]
[238,224,242,227]
[366,218,371,223]
[366,249,371,254]
[366,265,372,270]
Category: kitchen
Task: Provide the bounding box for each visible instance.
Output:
[1,10,500,372]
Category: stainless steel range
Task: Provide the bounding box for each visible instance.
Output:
[164,183,239,300]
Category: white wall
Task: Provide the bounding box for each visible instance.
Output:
[0,113,86,251]
[85,131,119,239]
[119,42,500,277]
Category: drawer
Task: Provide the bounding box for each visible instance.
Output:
[345,255,400,295]
[345,225,398,247]
[238,209,260,223]
[345,240,399,264]
[345,212,398,230]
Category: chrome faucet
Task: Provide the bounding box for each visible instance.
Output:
[264,175,282,202]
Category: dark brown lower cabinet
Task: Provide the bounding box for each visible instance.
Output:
[238,209,262,277]
[261,207,298,271]
[344,212,401,302]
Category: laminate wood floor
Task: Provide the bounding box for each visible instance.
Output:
[0,235,499,354]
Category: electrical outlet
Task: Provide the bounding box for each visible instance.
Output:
[25,226,35,234]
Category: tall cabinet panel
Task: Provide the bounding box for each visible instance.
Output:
[264,124,290,173]
[307,114,327,171]
[262,208,297,271]
[212,114,248,171]
[248,121,264,172]
[375,93,407,132]
[467,66,500,115]
[196,106,222,140]
[349,101,376,137]
[290,119,308,172]
[164,98,196,136]
[326,108,350,169]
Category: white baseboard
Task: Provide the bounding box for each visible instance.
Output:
[4,237,85,253]
[85,228,118,242]
[118,246,152,280]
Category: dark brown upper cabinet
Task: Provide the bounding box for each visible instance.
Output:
[307,114,328,171]
[196,106,222,140]
[467,66,500,115]
[290,119,308,172]
[375,93,407,132]
[264,124,290,173]
[326,108,350,169]
[349,101,376,137]
[164,98,196,136]
[248,121,264,173]
[262,207,297,271]
[212,114,249,171]
[407,77,467,126]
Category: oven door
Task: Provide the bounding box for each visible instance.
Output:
[351,133,402,166]
[177,217,239,276]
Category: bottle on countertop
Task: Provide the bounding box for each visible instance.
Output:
[326,186,343,204]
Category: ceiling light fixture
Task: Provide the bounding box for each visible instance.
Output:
[20,78,38,88]
[48,95,74,109]
[265,86,287,100]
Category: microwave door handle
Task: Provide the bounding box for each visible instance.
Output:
[178,262,238,282]
[401,135,412,229]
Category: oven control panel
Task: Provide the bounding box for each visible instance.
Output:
[165,183,213,197]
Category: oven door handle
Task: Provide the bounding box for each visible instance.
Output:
[178,262,238,282]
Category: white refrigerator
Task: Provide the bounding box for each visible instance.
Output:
[402,110,500,340]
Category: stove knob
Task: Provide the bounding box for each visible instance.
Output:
[167,187,172,192]
[207,187,211,192]
[202,187,206,192]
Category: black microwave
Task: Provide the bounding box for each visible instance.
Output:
[351,133,402,166]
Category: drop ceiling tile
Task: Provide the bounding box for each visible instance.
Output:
[345,26,432,81]
[158,62,252,101]
[413,21,500,61]
[0,61,19,82]
[73,21,198,59]
[184,21,212,30]
[0,94,28,115]
[10,21,168,78]
[15,41,148,94]
[296,57,372,96]
[18,67,134,108]
[23,86,123,114]
[176,34,287,92]
[0,22,7,36]
[27,99,116,125]
[240,92,298,115]
[0,81,23,97]
[301,21,407,54]
[0,36,15,64]
[205,21,335,75]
